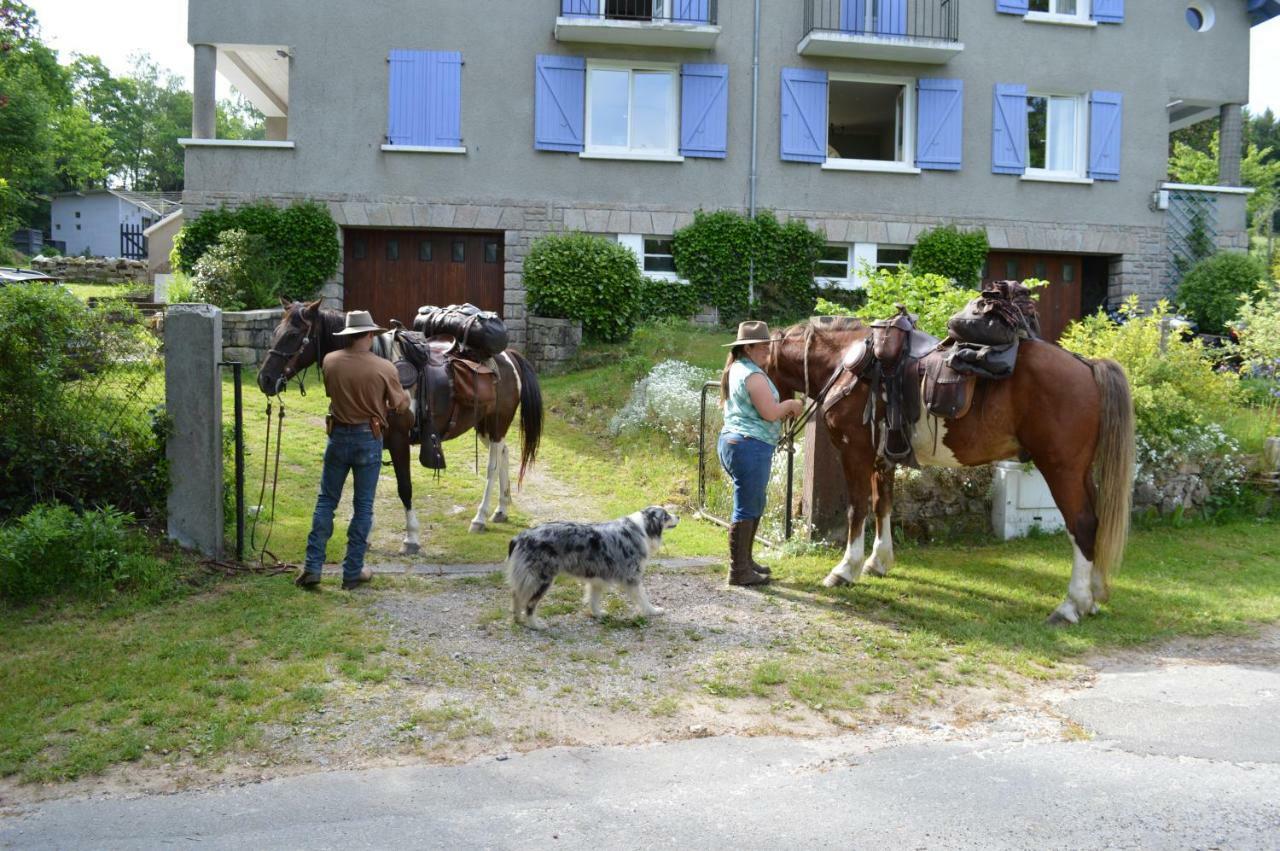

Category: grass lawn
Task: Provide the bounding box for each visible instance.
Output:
[62,281,151,302]
[4,321,1279,785]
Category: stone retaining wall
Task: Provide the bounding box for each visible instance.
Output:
[220,308,283,368]
[893,466,994,542]
[33,255,149,284]
[525,316,582,375]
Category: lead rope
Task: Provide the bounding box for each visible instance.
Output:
[248,398,288,568]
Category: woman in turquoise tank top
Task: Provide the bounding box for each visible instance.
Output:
[717,321,803,587]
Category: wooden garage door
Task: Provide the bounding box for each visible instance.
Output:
[342,229,504,328]
[983,252,1082,343]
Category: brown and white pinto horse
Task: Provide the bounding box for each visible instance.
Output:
[257,300,543,553]
[767,318,1135,625]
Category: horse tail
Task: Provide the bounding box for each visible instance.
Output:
[509,350,543,488]
[1090,357,1135,598]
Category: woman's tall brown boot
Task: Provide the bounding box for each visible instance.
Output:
[728,521,769,587]
[742,518,771,576]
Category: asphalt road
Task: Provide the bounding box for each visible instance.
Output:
[3,640,1278,849]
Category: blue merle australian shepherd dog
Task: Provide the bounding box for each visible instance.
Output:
[506,507,678,629]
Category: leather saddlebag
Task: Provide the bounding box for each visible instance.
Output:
[413,304,509,360]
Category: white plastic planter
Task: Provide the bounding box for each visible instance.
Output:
[991,461,1066,540]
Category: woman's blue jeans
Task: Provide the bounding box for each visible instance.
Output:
[717,432,775,522]
[304,424,383,583]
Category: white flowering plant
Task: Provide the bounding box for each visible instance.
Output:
[610,360,720,449]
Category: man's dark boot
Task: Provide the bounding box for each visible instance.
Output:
[743,518,771,576]
[728,521,769,587]
[294,569,322,590]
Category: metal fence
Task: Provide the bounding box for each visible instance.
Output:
[561,0,719,24]
[804,0,959,41]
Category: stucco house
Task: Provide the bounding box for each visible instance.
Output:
[50,189,181,260]
[181,0,1279,344]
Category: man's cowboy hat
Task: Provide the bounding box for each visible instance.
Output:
[722,320,780,347]
[333,310,388,336]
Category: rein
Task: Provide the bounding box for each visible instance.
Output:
[248,397,289,568]
[777,325,849,447]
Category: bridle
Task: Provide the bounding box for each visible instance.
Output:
[772,322,854,446]
[264,309,318,396]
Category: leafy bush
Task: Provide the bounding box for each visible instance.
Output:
[1177,252,1266,335]
[166,270,196,303]
[0,284,167,519]
[191,229,283,311]
[813,267,977,337]
[909,225,989,288]
[1232,282,1280,375]
[0,504,174,604]
[172,200,339,302]
[1060,297,1239,457]
[609,359,716,448]
[524,232,642,342]
[636,277,702,322]
[672,210,824,324]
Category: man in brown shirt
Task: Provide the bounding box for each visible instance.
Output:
[296,311,410,591]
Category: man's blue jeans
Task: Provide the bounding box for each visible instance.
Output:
[304,424,382,584]
[717,431,775,522]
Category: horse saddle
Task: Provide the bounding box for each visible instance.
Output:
[921,349,977,420]
[392,329,498,470]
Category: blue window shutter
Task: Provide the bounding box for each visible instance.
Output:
[916,78,963,171]
[1091,0,1124,23]
[560,0,599,18]
[535,54,586,153]
[1088,90,1122,181]
[991,83,1027,175]
[996,0,1029,14]
[428,51,462,148]
[875,0,907,35]
[841,0,868,32]
[387,50,462,148]
[387,51,417,146]
[780,68,828,164]
[674,0,710,23]
[680,64,729,159]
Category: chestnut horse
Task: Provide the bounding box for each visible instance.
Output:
[257,299,543,553]
[768,318,1134,625]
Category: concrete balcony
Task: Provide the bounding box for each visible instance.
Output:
[555,1,719,49]
[799,0,963,64]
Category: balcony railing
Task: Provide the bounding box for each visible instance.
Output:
[799,0,961,63]
[804,0,958,43]
[556,0,720,48]
[560,0,718,26]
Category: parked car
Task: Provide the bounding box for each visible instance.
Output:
[0,267,57,286]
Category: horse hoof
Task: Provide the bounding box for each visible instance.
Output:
[490,511,508,524]
[400,542,420,556]
[1045,606,1079,628]
[822,572,852,588]
[469,521,486,534]
[863,557,890,578]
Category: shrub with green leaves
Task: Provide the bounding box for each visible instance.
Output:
[0,283,167,519]
[0,504,174,604]
[1233,282,1280,376]
[909,225,989,288]
[524,232,642,342]
[636,277,702,322]
[1059,297,1239,455]
[812,267,977,337]
[672,210,824,324]
[191,229,283,311]
[172,200,339,302]
[1177,252,1266,335]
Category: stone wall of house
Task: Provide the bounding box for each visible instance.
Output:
[221,308,283,368]
[892,466,995,542]
[33,255,149,284]
[525,316,582,375]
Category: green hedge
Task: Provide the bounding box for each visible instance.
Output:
[909,225,989,289]
[636,277,702,321]
[672,210,824,324]
[172,200,339,302]
[524,232,642,342]
[1177,252,1267,335]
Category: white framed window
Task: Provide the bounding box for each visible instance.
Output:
[618,234,683,280]
[823,74,917,174]
[1025,92,1087,179]
[1026,0,1091,24]
[585,61,680,160]
[816,243,911,289]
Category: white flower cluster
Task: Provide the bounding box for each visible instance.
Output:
[609,359,720,448]
[1134,422,1246,508]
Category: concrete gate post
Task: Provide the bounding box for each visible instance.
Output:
[165,304,224,557]
[802,415,849,544]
